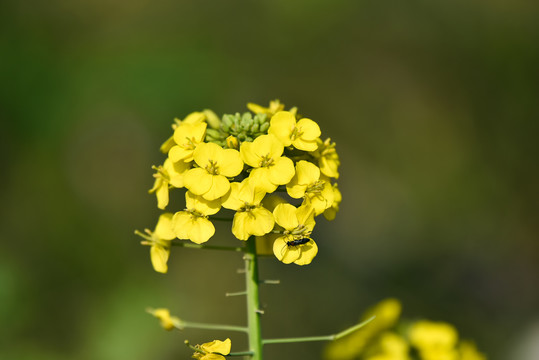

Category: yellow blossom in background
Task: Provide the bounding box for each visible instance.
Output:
[365,332,410,360]
[409,321,459,355]
[323,183,341,221]
[192,338,232,360]
[311,137,340,179]
[269,110,321,151]
[247,99,285,117]
[459,342,486,360]
[135,213,176,273]
[146,307,181,331]
[221,179,274,240]
[272,203,318,265]
[324,298,402,360]
[184,142,243,200]
[172,191,221,244]
[286,160,334,215]
[240,134,295,192]
[169,121,207,163]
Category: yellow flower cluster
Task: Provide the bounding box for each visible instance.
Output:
[137,100,341,272]
[324,299,486,360]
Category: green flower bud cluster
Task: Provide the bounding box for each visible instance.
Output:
[205,112,270,146]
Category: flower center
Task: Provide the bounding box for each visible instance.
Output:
[306,180,325,194]
[259,154,274,168]
[205,159,220,175]
[286,224,311,239]
[182,136,197,150]
[290,126,303,141]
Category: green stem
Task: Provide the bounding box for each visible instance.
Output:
[262,316,375,345]
[228,351,255,357]
[171,241,245,252]
[244,238,263,359]
[178,320,249,333]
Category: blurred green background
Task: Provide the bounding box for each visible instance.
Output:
[1,0,538,359]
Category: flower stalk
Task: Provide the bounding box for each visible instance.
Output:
[244,237,263,359]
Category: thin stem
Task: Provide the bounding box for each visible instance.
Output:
[262,316,375,345]
[179,320,249,333]
[171,241,245,252]
[244,238,263,359]
[228,351,255,357]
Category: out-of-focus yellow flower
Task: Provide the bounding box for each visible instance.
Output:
[323,183,341,221]
[311,138,340,179]
[149,158,191,209]
[268,111,321,151]
[221,179,274,240]
[192,338,231,360]
[324,298,402,360]
[183,142,243,200]
[459,341,486,360]
[365,332,410,360]
[159,112,206,153]
[409,321,459,360]
[172,191,221,244]
[169,121,207,163]
[247,99,285,117]
[240,134,295,192]
[147,307,181,331]
[286,160,334,215]
[136,213,176,273]
[272,204,318,265]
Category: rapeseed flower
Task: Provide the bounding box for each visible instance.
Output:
[240,134,295,192]
[311,137,340,179]
[192,338,231,360]
[172,191,221,244]
[268,110,321,151]
[149,158,190,209]
[323,183,341,221]
[286,160,334,215]
[135,213,176,273]
[169,121,207,163]
[221,179,274,240]
[183,142,243,200]
[272,203,318,265]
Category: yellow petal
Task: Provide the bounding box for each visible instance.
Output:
[150,244,170,273]
[273,203,299,230]
[202,175,230,201]
[182,111,206,124]
[295,160,320,185]
[249,167,278,193]
[187,191,221,216]
[201,338,231,355]
[296,118,321,140]
[193,142,221,169]
[184,168,213,196]
[268,157,295,186]
[249,207,275,235]
[296,204,315,230]
[165,158,191,188]
[169,145,194,163]
[216,149,243,177]
[240,141,262,167]
[268,111,295,146]
[171,212,192,239]
[156,180,169,210]
[188,217,215,244]
[231,212,251,240]
[294,239,318,265]
[292,137,319,151]
[273,236,301,264]
[154,213,176,240]
[221,182,243,210]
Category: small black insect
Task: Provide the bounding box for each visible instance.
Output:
[286,238,311,247]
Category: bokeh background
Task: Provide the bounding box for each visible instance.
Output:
[1,1,538,359]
